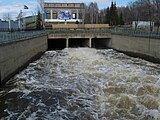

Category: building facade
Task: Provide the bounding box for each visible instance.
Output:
[23,15,37,30]
[44,2,85,28]
[0,19,19,31]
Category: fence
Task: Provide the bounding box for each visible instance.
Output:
[0,27,160,43]
[52,28,160,38]
[106,27,160,39]
[0,30,52,43]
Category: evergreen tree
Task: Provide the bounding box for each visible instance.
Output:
[109,1,114,25]
[106,1,119,26]
[105,7,110,24]
[113,2,119,25]
[36,10,42,30]
[119,12,124,25]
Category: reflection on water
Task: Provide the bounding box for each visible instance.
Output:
[0,48,160,120]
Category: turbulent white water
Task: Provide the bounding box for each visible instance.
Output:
[0,48,160,120]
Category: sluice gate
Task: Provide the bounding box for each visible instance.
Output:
[47,31,111,50]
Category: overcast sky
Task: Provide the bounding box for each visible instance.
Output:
[0,0,134,20]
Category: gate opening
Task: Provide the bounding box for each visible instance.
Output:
[48,39,66,50]
[92,38,110,49]
[69,38,89,48]
[0,71,1,86]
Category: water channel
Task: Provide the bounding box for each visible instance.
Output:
[0,48,160,120]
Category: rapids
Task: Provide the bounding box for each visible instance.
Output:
[0,48,160,120]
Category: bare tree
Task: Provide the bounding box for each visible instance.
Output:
[99,9,106,24]
[38,0,44,13]
[94,2,99,24]
[143,0,155,31]
[3,13,12,21]
[89,2,94,24]
[88,2,99,24]
[3,13,12,31]
[128,2,141,30]
[153,0,160,33]
[84,4,90,24]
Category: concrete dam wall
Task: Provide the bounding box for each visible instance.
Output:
[0,31,160,85]
[47,38,110,50]
[48,33,160,64]
[0,35,48,85]
[109,34,160,63]
[47,32,111,50]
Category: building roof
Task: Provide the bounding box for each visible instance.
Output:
[44,2,84,8]
[44,2,84,4]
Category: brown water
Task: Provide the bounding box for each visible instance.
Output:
[0,48,160,120]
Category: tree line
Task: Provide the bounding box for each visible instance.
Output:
[84,0,160,32]
[119,0,160,32]
[84,2,124,26]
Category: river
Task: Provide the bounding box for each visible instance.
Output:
[0,48,160,120]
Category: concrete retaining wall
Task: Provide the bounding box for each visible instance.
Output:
[1,32,159,84]
[0,35,48,85]
[109,34,160,62]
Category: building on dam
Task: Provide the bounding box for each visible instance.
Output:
[44,2,85,28]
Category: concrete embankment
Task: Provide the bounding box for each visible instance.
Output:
[109,34,160,63]
[0,32,159,85]
[0,35,48,85]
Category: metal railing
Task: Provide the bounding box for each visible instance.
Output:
[0,30,52,43]
[52,29,110,34]
[105,27,160,39]
[51,28,160,39]
[0,28,159,44]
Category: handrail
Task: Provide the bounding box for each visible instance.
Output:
[0,28,159,43]
[0,30,52,43]
[107,27,160,39]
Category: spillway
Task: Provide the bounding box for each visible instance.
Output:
[0,48,160,120]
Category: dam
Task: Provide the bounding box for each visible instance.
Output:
[1,28,160,85]
[0,48,160,119]
[0,29,111,84]
[48,30,111,49]
[0,28,160,119]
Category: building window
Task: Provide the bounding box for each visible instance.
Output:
[72,13,76,19]
[46,12,51,19]
[53,13,57,19]
[56,4,61,7]
[79,12,82,19]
